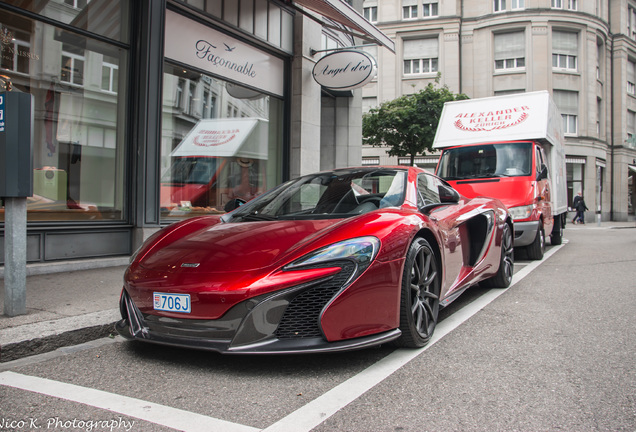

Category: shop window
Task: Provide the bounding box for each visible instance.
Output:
[1,0,130,43]
[160,64,284,220]
[567,159,585,209]
[0,8,129,223]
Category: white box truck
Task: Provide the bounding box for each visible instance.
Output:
[433,91,568,260]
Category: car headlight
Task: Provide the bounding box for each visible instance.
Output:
[285,236,380,277]
[508,204,533,221]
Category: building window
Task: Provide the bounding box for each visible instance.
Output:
[511,0,525,9]
[627,110,636,140]
[629,60,636,96]
[494,0,506,12]
[554,90,578,135]
[596,98,602,136]
[494,32,525,71]
[630,6,636,41]
[403,38,439,75]
[423,1,438,17]
[552,30,578,71]
[403,3,418,19]
[363,6,377,22]
[362,157,380,166]
[552,0,577,10]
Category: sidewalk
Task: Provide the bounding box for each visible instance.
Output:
[0,258,128,362]
[1,221,634,363]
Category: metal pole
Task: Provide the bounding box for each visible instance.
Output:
[4,196,27,316]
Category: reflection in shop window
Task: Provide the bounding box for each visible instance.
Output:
[101,60,118,93]
[61,49,85,86]
[0,28,32,74]
[0,7,128,223]
[65,0,88,9]
[160,64,283,220]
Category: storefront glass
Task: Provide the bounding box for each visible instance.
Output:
[160,63,284,220]
[0,5,129,222]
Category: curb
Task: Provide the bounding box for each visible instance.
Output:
[0,309,121,363]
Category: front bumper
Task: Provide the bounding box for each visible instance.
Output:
[513,220,539,247]
[116,265,401,354]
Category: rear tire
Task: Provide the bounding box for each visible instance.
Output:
[394,238,441,348]
[481,223,514,288]
[550,215,563,245]
[525,221,545,260]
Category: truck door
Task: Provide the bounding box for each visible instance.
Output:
[536,145,553,231]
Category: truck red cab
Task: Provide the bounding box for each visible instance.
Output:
[433,91,568,260]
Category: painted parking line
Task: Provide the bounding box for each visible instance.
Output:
[262,242,566,432]
[0,371,258,432]
[0,242,566,432]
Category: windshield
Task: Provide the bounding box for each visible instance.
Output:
[161,158,219,184]
[226,168,407,221]
[437,142,533,180]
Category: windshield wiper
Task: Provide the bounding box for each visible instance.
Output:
[240,212,279,221]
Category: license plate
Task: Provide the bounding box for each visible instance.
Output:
[153,292,191,313]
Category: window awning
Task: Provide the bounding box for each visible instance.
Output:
[284,0,395,52]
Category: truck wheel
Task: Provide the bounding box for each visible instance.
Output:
[481,223,514,289]
[525,222,545,260]
[550,215,563,245]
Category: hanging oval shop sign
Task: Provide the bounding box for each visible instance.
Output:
[312,50,377,91]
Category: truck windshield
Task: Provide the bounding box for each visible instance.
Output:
[437,142,532,180]
[161,158,219,185]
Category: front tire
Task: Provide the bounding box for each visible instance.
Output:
[395,238,441,348]
[525,221,545,260]
[481,223,514,288]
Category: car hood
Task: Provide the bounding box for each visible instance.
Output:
[139,219,343,274]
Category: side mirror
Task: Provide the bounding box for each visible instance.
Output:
[537,164,548,181]
[439,184,460,204]
[224,198,246,212]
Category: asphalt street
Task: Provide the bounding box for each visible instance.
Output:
[0,224,634,432]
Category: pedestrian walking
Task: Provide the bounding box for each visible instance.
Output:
[572,191,588,224]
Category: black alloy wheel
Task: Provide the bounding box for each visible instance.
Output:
[481,223,514,288]
[395,237,441,348]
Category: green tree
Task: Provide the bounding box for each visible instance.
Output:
[363,82,468,166]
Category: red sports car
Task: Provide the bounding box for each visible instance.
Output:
[117,167,513,354]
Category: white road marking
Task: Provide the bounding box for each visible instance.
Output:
[262,242,566,432]
[0,371,259,432]
[0,243,565,432]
